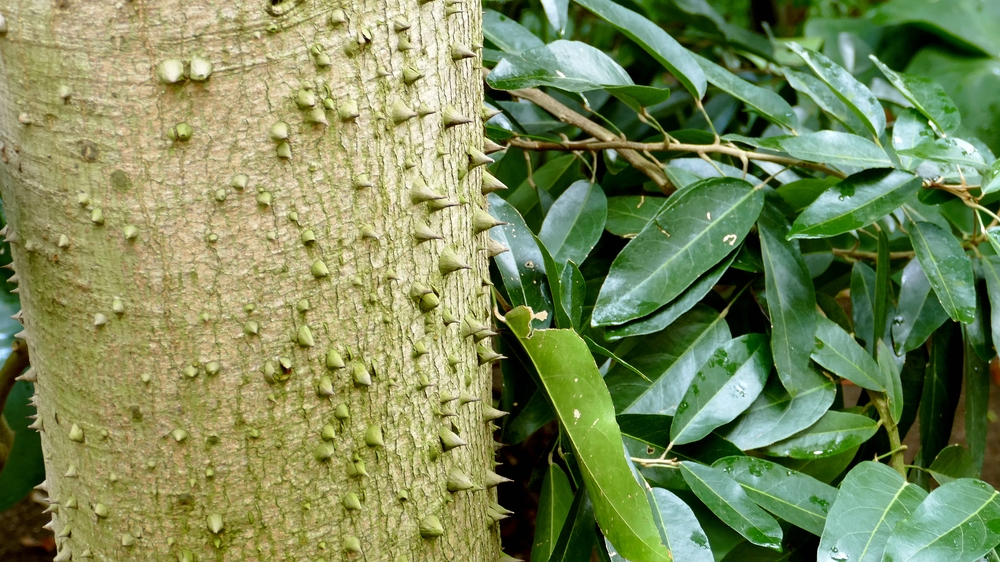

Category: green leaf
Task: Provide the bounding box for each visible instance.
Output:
[489,194,553,328]
[763,410,879,459]
[487,40,634,93]
[539,180,607,265]
[605,252,736,341]
[908,220,976,324]
[873,0,1000,57]
[506,153,581,230]
[560,260,586,331]
[897,138,987,171]
[874,230,891,348]
[573,0,707,98]
[985,257,1000,357]
[812,315,885,391]
[0,381,45,512]
[606,196,669,239]
[482,9,545,54]
[817,461,928,562]
[982,160,1000,196]
[877,339,904,424]
[964,326,989,474]
[778,131,891,170]
[892,258,951,354]
[585,336,651,383]
[593,178,764,326]
[532,463,575,562]
[541,0,570,35]
[721,367,836,450]
[782,68,867,135]
[503,389,555,444]
[606,305,731,416]
[870,55,960,134]
[670,334,771,446]
[851,261,877,354]
[919,324,961,474]
[691,52,797,129]
[788,169,921,239]
[713,456,837,536]
[758,202,816,394]
[646,488,715,562]
[882,479,1000,562]
[927,445,978,485]
[892,108,938,172]
[547,485,598,562]
[778,445,860,485]
[680,461,783,550]
[786,43,886,139]
[504,307,671,562]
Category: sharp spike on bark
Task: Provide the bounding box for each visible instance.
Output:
[42,520,54,531]
[439,247,471,276]
[460,316,490,339]
[1,263,14,270]
[477,344,506,365]
[427,197,460,212]
[446,468,476,492]
[413,222,443,243]
[11,309,22,322]
[439,427,467,451]
[441,105,472,128]
[483,138,505,154]
[482,406,510,422]
[473,329,499,342]
[481,171,508,194]
[482,104,502,121]
[409,178,445,203]
[7,273,18,284]
[484,237,510,258]
[53,547,72,562]
[468,147,494,169]
[419,515,444,539]
[392,17,411,31]
[499,553,524,562]
[402,66,424,85]
[458,392,480,405]
[390,100,417,124]
[451,43,475,60]
[27,418,42,431]
[34,480,48,492]
[472,209,505,234]
[15,368,36,382]
[9,288,19,294]
[484,469,513,488]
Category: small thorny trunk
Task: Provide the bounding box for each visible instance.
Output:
[0,0,504,560]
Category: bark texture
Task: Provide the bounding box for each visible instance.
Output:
[0,0,499,560]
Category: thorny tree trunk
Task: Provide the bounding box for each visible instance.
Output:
[0,0,504,560]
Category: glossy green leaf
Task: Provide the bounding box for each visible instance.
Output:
[783,67,867,135]
[605,252,736,341]
[721,367,835,450]
[851,262,877,355]
[585,336,650,383]
[539,180,607,265]
[778,131,891,170]
[908,220,976,324]
[870,55,960,134]
[882,479,1000,562]
[606,305,731,416]
[691,52,797,129]
[489,194,553,328]
[897,138,987,171]
[506,154,580,229]
[927,445,978,485]
[764,410,878,459]
[488,40,634,93]
[547,485,598,562]
[758,202,816,395]
[680,461,783,550]
[877,340,904,424]
[892,108,938,172]
[714,456,837,536]
[504,307,671,562]
[593,178,763,326]
[541,0,570,35]
[874,230,891,348]
[786,43,886,139]
[532,463,575,562]
[503,389,555,444]
[812,315,885,391]
[560,260,586,332]
[964,327,989,474]
[987,227,1000,257]
[778,445,860,485]
[482,9,545,54]
[788,169,920,239]
[919,323,961,474]
[982,160,1000,196]
[574,0,707,98]
[984,256,1000,357]
[817,461,928,562]
[670,334,770,446]
[605,196,669,239]
[648,487,715,562]
[893,258,950,353]
[873,0,1000,58]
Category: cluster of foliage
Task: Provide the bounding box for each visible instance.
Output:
[483,0,1000,560]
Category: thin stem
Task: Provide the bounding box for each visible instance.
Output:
[870,391,906,476]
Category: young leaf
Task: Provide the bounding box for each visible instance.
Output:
[983,256,1000,356]
[963,326,989,474]
[647,487,715,562]
[504,307,672,562]
[691,52,798,129]
[851,261,877,353]
[489,194,554,328]
[788,169,921,239]
[539,180,608,265]
[778,131,891,170]
[876,340,904,424]
[670,334,771,446]
[870,55,960,134]
[817,461,927,562]
[559,260,586,331]
[487,40,634,92]
[786,43,886,139]
[713,456,837,536]
[547,486,598,562]
[874,230,891,347]
[896,137,987,171]
[812,315,886,391]
[763,410,878,459]
[593,177,763,326]
[532,463,575,562]
[882,479,1000,562]
[605,196,669,239]
[758,202,816,395]
[720,367,836,450]
[892,258,950,354]
[908,220,976,324]
[927,445,978,485]
[573,0,707,98]
[783,67,867,135]
[482,9,545,54]
[680,461,783,550]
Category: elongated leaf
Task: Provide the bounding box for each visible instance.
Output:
[919,323,961,473]
[783,67,867,135]
[851,261,877,353]
[892,108,938,172]
[982,160,1000,196]
[882,479,1000,562]
[779,131,891,170]
[594,178,763,326]
[758,202,817,395]
[721,367,836,450]
[504,307,671,561]
[964,327,989,474]
[893,258,950,353]
[648,488,715,562]
[909,220,976,324]
[691,52,797,129]
[606,305,731,416]
[539,180,607,265]
[874,230,891,347]
[574,0,706,98]
[817,461,928,562]
[548,486,598,562]
[680,461,783,550]
[541,0,570,35]
[714,456,837,536]
[812,315,885,391]
[788,169,920,239]
[898,137,987,172]
[787,43,886,139]
[927,445,978,485]
[483,9,545,54]
[488,40,634,93]
[489,194,553,328]
[560,260,585,332]
[877,339,904,424]
[671,334,770,446]
[764,410,878,459]
[605,252,736,341]
[983,256,1000,357]
[533,463,575,562]
[870,55,960,134]
[606,196,669,239]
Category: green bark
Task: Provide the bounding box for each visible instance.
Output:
[0,1,499,560]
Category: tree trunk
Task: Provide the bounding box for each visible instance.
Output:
[0,1,500,560]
